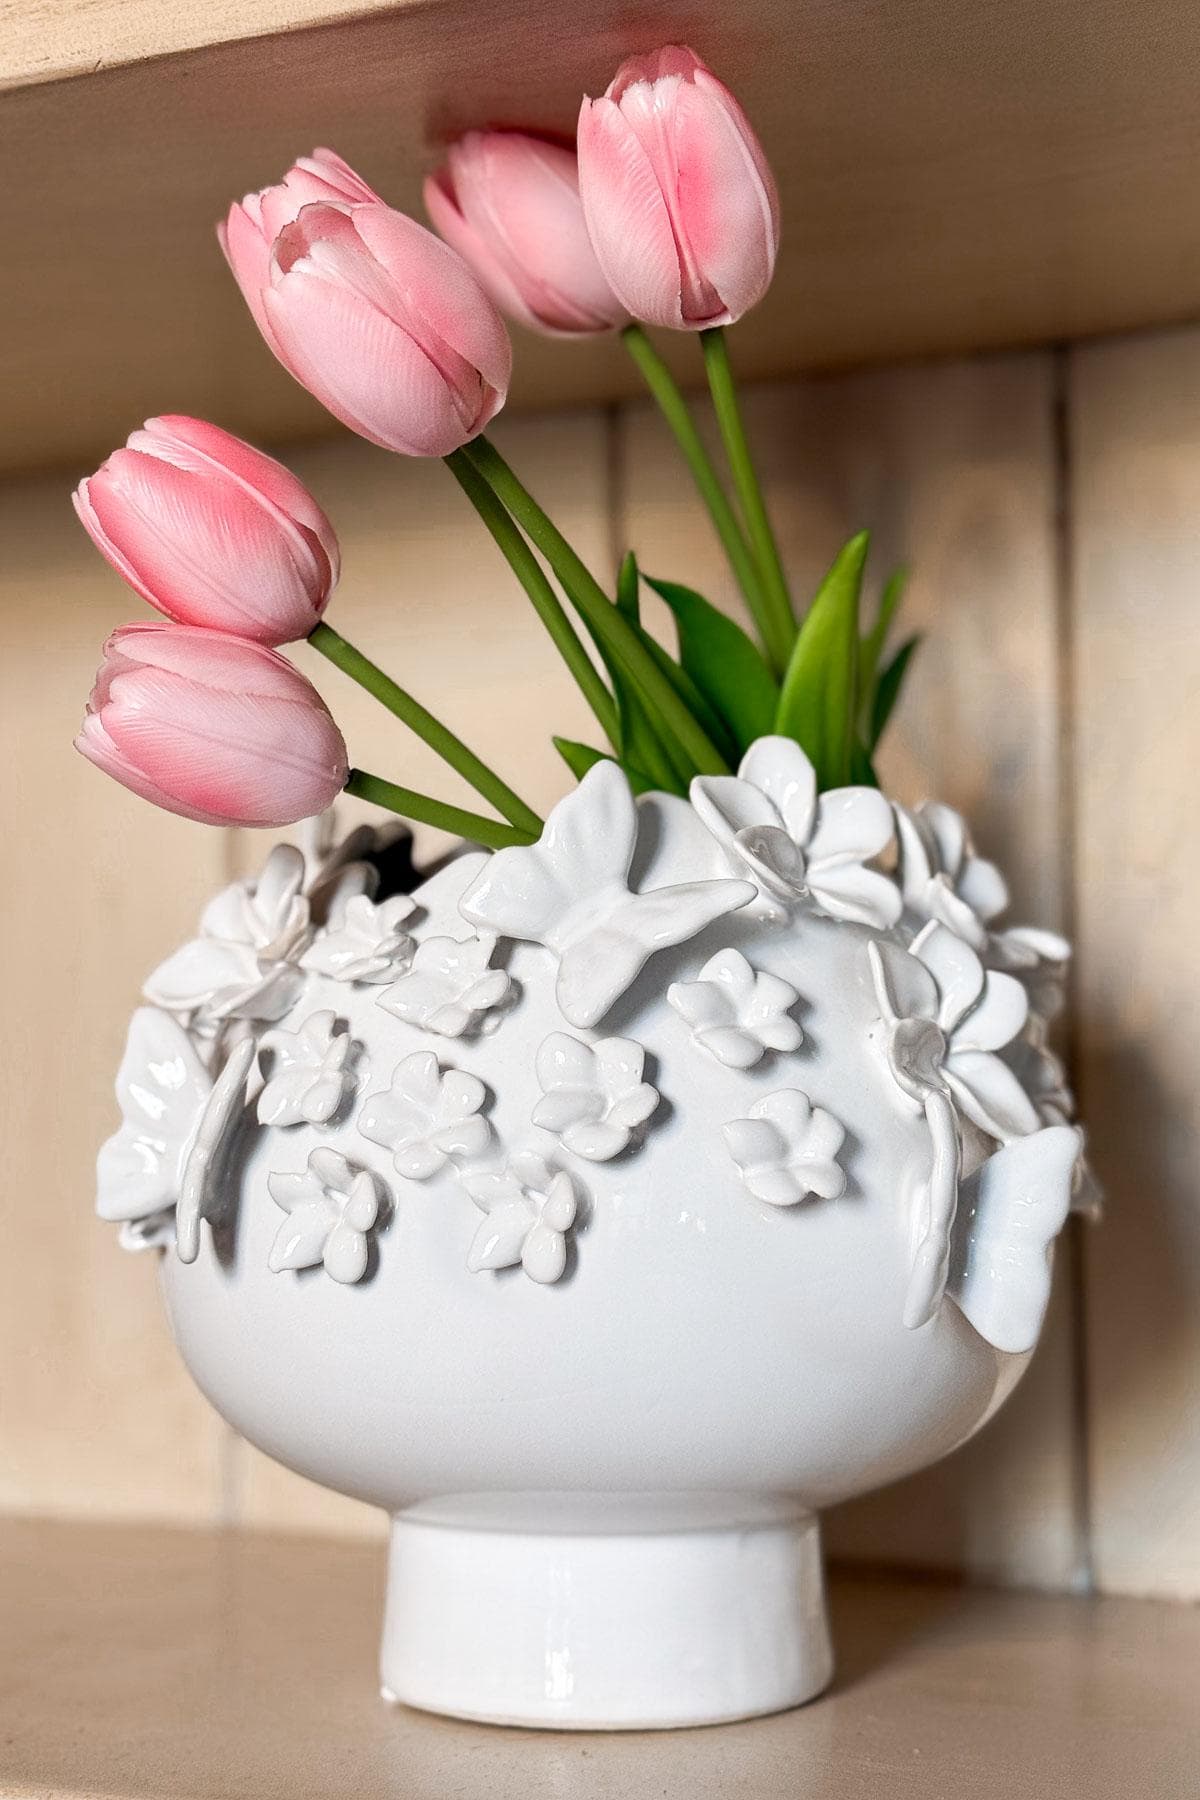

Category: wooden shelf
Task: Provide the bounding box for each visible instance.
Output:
[3,1519,1197,1798]
[4,0,1200,476]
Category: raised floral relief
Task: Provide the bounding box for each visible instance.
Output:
[668,947,802,1068]
[301,890,417,985]
[691,737,900,929]
[532,1032,659,1161]
[723,1089,846,1207]
[358,1049,490,1180]
[893,801,1008,950]
[256,1010,360,1127]
[143,844,311,1026]
[460,1151,580,1283]
[377,930,512,1037]
[460,761,754,1029]
[267,1146,384,1284]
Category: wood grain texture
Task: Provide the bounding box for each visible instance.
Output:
[619,354,1081,1587]
[1069,328,1200,1598]
[0,476,227,1522]
[5,0,1200,471]
[225,409,611,1535]
[4,1520,1199,1800]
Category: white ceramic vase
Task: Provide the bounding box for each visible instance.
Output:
[97,739,1089,1730]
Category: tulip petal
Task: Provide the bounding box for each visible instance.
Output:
[578,96,686,329]
[679,68,780,323]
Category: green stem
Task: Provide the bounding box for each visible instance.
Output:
[621,323,772,654]
[463,436,730,777]
[345,769,535,849]
[700,326,795,676]
[443,448,619,748]
[308,621,541,837]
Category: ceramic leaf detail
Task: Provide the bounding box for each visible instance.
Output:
[893,800,1008,950]
[143,843,311,1024]
[301,891,417,985]
[257,1010,359,1127]
[267,1147,384,1284]
[460,1151,579,1284]
[691,737,901,928]
[668,948,802,1068]
[723,1090,846,1207]
[948,1125,1081,1352]
[532,1033,660,1161]
[377,931,512,1038]
[96,1007,254,1261]
[459,761,754,1029]
[358,1050,490,1180]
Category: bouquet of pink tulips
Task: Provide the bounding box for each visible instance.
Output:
[74,45,916,848]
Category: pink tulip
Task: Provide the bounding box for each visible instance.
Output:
[577,46,780,330]
[221,148,511,456]
[73,417,338,646]
[220,148,381,350]
[76,623,348,827]
[424,132,627,337]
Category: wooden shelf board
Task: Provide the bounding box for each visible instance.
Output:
[4,0,1200,475]
[3,1518,1198,1798]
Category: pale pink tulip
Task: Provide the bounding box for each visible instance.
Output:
[76,624,348,827]
[577,46,780,330]
[220,148,380,352]
[74,417,338,645]
[424,132,626,336]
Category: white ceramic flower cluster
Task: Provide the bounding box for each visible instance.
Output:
[98,738,1088,1345]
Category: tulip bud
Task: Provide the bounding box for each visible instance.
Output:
[577,45,780,331]
[73,417,338,646]
[424,132,627,337]
[221,147,512,456]
[76,623,349,827]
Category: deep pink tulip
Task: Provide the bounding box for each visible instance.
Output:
[220,148,381,351]
[76,624,349,827]
[577,45,780,331]
[424,132,627,337]
[73,417,338,646]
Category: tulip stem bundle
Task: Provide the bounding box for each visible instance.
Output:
[619,324,775,659]
[699,328,797,678]
[343,770,537,849]
[308,622,542,838]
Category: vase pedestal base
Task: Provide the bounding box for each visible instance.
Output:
[379,1501,833,1730]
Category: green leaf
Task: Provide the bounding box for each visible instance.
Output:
[644,575,780,755]
[632,621,740,767]
[591,630,688,793]
[870,635,921,749]
[616,550,641,623]
[775,531,868,789]
[553,737,657,796]
[858,565,908,737]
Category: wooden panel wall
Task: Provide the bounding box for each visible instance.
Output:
[1,332,1195,1595]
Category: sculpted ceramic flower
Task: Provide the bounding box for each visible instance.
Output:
[76,624,348,828]
[893,801,1009,951]
[97,1007,214,1238]
[691,737,900,928]
[867,922,1039,1142]
[73,416,338,645]
[425,132,627,336]
[267,1147,384,1284]
[223,151,512,456]
[577,45,780,330]
[377,931,512,1038]
[532,1032,659,1162]
[460,761,754,1029]
[358,1049,490,1180]
[668,948,802,1068]
[723,1090,846,1207]
[301,890,417,984]
[460,1151,579,1283]
[256,1010,358,1128]
[145,844,312,1024]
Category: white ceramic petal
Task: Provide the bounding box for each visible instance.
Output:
[689,774,779,850]
[737,737,817,843]
[943,1050,1042,1141]
[952,970,1028,1054]
[808,786,895,865]
[949,1125,1080,1352]
[912,922,986,1030]
[521,1220,567,1283]
[808,863,902,929]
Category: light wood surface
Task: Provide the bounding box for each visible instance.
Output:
[1069,329,1200,1599]
[620,357,1082,1589]
[2,1519,1197,1800]
[6,0,1200,473]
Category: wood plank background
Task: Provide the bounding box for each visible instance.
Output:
[1,328,1194,1596]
